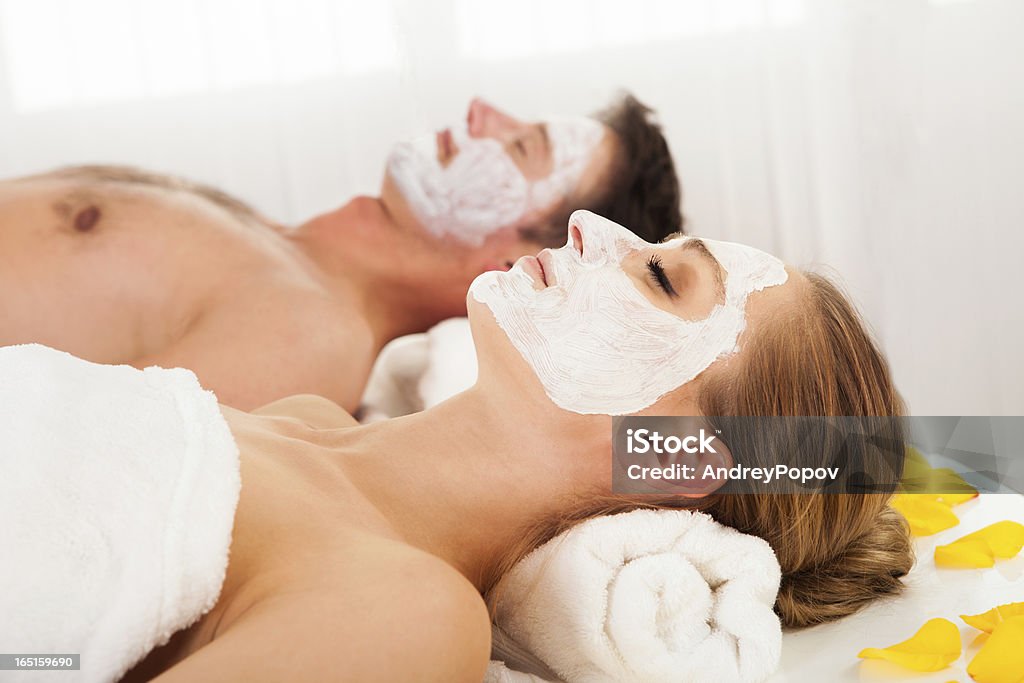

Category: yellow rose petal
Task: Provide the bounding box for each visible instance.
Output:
[934,490,979,506]
[967,615,1024,683]
[962,602,1024,633]
[892,494,961,536]
[900,448,978,496]
[980,521,1024,557]
[936,538,998,568]
[930,468,979,498]
[935,521,1024,568]
[858,618,962,672]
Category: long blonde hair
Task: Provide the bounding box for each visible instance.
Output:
[486,272,914,628]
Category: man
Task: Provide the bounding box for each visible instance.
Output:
[0,94,682,411]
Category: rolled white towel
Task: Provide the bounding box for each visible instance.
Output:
[0,344,240,683]
[489,509,782,683]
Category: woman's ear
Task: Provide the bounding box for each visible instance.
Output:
[674,419,733,498]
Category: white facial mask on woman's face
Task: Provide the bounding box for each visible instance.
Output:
[469,210,789,415]
[385,117,603,246]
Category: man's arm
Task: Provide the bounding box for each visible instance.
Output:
[134,314,360,412]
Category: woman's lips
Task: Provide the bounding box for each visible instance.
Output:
[537,249,556,286]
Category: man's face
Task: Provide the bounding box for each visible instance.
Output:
[381,98,615,247]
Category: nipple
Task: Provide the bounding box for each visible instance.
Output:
[74,205,100,232]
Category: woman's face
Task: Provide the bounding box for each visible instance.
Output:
[468,210,797,415]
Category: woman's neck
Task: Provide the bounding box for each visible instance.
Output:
[326,387,611,591]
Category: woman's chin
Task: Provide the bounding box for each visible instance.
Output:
[465,300,528,375]
[465,295,497,336]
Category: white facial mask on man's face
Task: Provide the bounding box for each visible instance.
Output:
[385,117,603,246]
[469,210,789,415]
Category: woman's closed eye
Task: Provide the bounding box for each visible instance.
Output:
[646,255,678,297]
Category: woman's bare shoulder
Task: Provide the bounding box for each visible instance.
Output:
[249,393,360,429]
[156,537,491,682]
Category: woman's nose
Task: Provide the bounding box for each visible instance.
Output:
[467,97,522,139]
[570,222,584,258]
[568,210,639,262]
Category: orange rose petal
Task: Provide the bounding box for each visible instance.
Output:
[892,494,960,536]
[967,615,1024,683]
[961,603,1024,633]
[935,521,1024,568]
[858,618,962,672]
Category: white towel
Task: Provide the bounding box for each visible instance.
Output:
[485,660,556,683]
[359,317,478,421]
[489,509,783,683]
[359,332,430,422]
[0,344,241,683]
[418,317,478,408]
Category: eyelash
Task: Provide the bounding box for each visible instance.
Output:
[646,255,677,297]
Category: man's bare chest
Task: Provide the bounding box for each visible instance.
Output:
[0,177,311,361]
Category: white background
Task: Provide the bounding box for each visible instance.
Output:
[1,0,1021,415]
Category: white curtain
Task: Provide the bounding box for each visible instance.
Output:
[1,0,1021,414]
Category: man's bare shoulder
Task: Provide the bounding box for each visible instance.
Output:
[0,164,293,362]
[1,166,375,411]
[37,164,272,226]
[141,296,375,411]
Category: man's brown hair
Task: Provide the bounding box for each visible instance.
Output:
[522,92,684,246]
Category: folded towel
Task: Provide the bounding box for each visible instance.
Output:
[359,332,430,422]
[418,317,478,408]
[489,509,783,683]
[0,344,241,683]
[359,317,478,421]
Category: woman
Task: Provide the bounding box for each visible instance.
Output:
[116,210,912,680]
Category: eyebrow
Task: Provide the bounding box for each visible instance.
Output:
[679,238,726,300]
